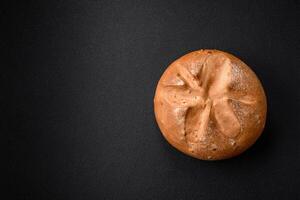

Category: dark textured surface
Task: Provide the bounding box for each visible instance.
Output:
[8,0,300,199]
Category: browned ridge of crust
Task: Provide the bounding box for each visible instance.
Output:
[154,49,267,160]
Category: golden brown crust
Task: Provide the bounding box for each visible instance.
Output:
[154,49,267,160]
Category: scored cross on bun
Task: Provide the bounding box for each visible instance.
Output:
[154,49,267,160]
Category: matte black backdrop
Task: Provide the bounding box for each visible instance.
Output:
[8,0,300,199]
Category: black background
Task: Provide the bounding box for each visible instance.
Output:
[8,0,300,199]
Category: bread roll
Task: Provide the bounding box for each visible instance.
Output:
[154,50,267,160]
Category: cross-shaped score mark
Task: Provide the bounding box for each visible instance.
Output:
[161,56,255,149]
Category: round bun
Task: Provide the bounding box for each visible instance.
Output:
[154,49,267,160]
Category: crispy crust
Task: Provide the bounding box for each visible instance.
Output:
[154,49,267,160]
